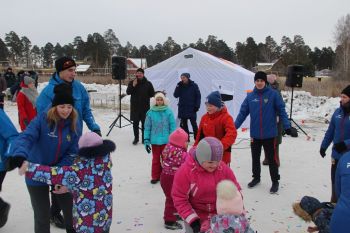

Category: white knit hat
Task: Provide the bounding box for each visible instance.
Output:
[216,180,244,215]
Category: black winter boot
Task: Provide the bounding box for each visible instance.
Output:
[0,198,10,228]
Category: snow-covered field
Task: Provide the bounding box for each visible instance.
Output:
[1,83,340,233]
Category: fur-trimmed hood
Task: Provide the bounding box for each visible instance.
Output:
[79,139,116,158]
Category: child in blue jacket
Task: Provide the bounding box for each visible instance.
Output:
[144,91,176,184]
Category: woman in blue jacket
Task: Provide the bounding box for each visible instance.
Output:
[0,109,18,228]
[8,83,80,233]
[320,85,350,203]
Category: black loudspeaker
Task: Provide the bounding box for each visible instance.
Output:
[112,56,127,80]
[286,65,304,88]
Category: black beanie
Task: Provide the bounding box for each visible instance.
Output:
[55,57,76,73]
[136,68,144,73]
[341,85,350,98]
[52,83,74,107]
[254,71,267,82]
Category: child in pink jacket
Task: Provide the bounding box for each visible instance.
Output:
[172,137,241,233]
[160,128,189,230]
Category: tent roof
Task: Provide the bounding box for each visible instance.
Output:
[145,47,255,128]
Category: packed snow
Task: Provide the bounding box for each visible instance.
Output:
[1,82,342,233]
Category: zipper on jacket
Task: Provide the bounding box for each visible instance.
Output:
[259,92,263,139]
[51,121,64,165]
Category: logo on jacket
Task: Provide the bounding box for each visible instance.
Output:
[66,135,71,142]
[336,114,342,119]
[347,162,350,168]
[252,98,259,102]
[264,98,269,104]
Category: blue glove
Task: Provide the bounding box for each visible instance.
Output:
[93,130,102,136]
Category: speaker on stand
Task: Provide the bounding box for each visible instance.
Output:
[285,64,309,138]
[106,56,133,136]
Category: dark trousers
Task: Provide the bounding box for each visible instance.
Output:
[0,171,6,191]
[50,188,62,216]
[0,94,4,109]
[27,185,74,233]
[180,117,198,140]
[160,173,177,222]
[151,145,166,180]
[251,138,280,182]
[133,114,146,142]
[331,159,339,203]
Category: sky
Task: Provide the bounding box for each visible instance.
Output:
[1,0,349,50]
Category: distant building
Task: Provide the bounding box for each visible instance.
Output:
[315,69,333,77]
[254,59,287,76]
[127,58,147,77]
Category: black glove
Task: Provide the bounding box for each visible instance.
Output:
[177,81,183,87]
[6,156,26,171]
[93,130,102,136]
[194,106,199,112]
[145,144,151,154]
[190,219,201,233]
[320,148,326,158]
[284,128,292,135]
[23,119,29,127]
[334,142,347,153]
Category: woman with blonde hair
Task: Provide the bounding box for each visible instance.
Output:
[7,83,80,233]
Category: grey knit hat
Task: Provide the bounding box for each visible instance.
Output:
[194,137,223,165]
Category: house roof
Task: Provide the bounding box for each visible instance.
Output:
[128,58,147,69]
[76,65,91,72]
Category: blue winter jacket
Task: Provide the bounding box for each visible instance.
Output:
[0,109,19,171]
[36,73,99,136]
[235,86,291,139]
[330,151,350,233]
[321,107,350,160]
[144,106,176,145]
[11,111,79,186]
[173,80,201,119]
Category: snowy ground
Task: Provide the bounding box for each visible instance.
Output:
[1,84,340,233]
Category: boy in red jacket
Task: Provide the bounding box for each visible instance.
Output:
[194,91,237,165]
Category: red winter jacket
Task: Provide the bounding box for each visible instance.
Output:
[171,155,241,230]
[194,106,237,164]
[17,84,37,131]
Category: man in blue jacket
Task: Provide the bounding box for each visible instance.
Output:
[0,109,19,227]
[235,71,291,194]
[320,85,350,203]
[173,73,201,141]
[36,56,100,228]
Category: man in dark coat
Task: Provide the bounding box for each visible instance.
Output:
[3,68,16,90]
[126,68,155,145]
[173,73,201,141]
[0,74,6,109]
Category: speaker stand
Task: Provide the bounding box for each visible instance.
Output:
[289,87,310,138]
[106,79,133,136]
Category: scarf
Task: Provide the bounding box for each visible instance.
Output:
[151,105,168,111]
[20,87,38,107]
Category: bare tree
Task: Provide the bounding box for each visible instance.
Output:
[334,14,350,80]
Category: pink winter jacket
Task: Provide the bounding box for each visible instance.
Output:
[161,143,188,175]
[171,155,241,228]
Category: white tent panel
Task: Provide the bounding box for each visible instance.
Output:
[145,48,254,129]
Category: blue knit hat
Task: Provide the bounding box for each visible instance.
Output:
[206,91,222,108]
[181,73,190,79]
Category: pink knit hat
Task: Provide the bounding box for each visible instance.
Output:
[169,128,188,148]
[78,132,116,158]
[216,180,244,215]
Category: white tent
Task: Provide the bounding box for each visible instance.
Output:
[145,47,255,128]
